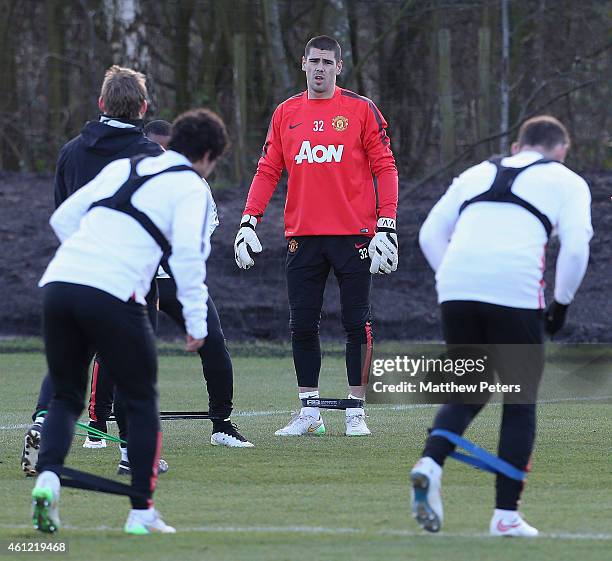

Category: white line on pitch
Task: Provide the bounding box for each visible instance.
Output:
[0,523,610,541]
[1,395,610,431]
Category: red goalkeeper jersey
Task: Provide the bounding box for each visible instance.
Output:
[244,86,398,237]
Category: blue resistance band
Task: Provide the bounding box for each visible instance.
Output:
[430,429,527,482]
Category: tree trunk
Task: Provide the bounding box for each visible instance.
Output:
[262,0,292,98]
[309,0,327,38]
[233,33,248,186]
[194,7,221,112]
[0,0,20,169]
[329,0,353,82]
[477,3,491,158]
[45,0,64,165]
[173,0,195,113]
[346,0,365,93]
[438,28,455,164]
[499,0,510,153]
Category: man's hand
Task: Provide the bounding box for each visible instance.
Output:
[368,217,398,274]
[234,214,262,269]
[544,301,569,336]
[185,335,205,352]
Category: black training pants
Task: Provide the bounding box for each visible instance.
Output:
[33,282,158,427]
[112,282,233,444]
[157,278,233,420]
[422,300,544,510]
[38,282,160,509]
[286,236,374,388]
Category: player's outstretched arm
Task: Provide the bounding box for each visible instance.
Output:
[234,214,262,269]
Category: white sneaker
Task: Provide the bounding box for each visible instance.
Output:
[274,413,325,436]
[21,423,43,477]
[490,509,539,537]
[345,411,371,436]
[124,507,176,534]
[83,437,106,449]
[31,471,61,533]
[211,421,254,447]
[410,456,444,532]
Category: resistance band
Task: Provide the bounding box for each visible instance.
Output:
[430,429,526,481]
[300,398,364,410]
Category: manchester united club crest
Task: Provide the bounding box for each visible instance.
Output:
[288,238,299,253]
[332,115,349,132]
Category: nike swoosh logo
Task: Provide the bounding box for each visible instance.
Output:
[355,242,368,249]
[289,123,302,129]
[496,519,522,532]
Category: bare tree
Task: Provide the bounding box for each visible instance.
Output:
[438,28,455,163]
[500,0,510,153]
[173,0,195,112]
[0,0,609,179]
[477,2,491,158]
[262,0,293,99]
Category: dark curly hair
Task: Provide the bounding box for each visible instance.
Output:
[167,108,230,162]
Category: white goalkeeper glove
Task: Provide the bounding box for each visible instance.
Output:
[368,217,398,274]
[234,214,262,269]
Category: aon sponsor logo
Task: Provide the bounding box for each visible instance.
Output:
[294,140,344,164]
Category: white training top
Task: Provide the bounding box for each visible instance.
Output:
[156,179,218,279]
[419,150,593,309]
[39,150,213,339]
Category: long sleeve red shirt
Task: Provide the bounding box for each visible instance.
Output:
[244,86,398,237]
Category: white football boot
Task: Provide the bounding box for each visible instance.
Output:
[31,471,61,533]
[410,456,444,532]
[345,410,371,436]
[274,413,325,436]
[211,420,254,447]
[83,437,107,449]
[124,507,176,534]
[490,509,539,537]
[21,418,44,476]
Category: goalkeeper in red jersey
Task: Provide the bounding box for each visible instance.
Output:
[234,35,399,436]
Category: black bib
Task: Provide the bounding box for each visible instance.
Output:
[459,157,555,238]
[88,155,200,255]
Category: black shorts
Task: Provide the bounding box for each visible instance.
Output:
[286,235,372,330]
[441,300,544,402]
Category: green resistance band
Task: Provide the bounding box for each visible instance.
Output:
[75,421,126,444]
[36,410,126,445]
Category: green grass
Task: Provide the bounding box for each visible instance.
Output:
[0,347,610,561]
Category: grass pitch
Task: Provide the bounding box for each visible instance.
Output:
[0,343,610,561]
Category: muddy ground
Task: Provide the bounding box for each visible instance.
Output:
[0,170,609,342]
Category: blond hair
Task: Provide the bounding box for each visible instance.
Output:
[99,65,147,119]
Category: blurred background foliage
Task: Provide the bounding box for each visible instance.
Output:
[0,0,610,185]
